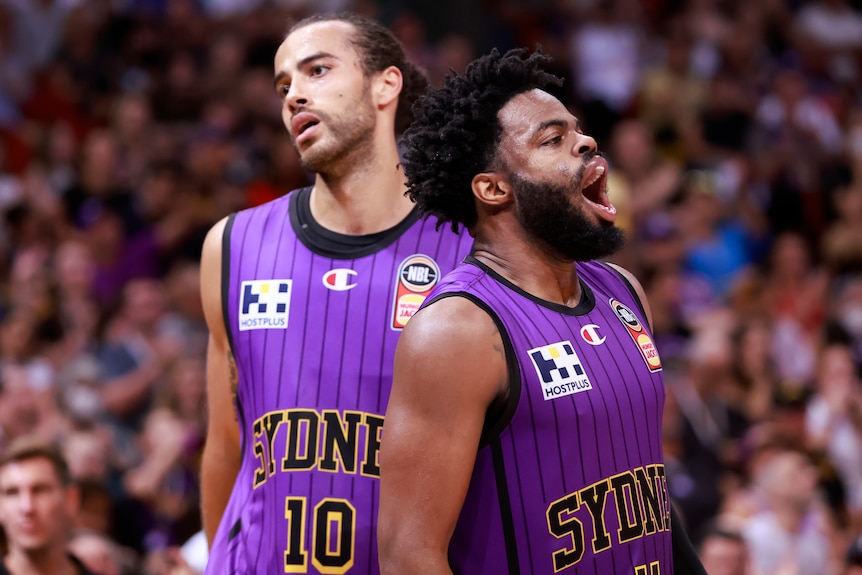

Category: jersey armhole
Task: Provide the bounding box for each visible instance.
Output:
[220,212,237,349]
[220,212,247,457]
[423,292,521,448]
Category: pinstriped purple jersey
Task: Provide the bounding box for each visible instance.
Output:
[428,257,673,575]
[205,188,472,574]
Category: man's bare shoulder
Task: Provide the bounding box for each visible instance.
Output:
[397,295,506,376]
[201,216,230,262]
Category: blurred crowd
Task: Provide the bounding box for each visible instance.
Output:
[0,0,860,573]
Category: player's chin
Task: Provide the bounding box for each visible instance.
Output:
[297,146,330,172]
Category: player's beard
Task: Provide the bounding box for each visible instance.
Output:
[510,167,625,262]
[296,84,377,175]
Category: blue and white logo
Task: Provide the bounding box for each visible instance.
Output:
[239,279,292,331]
[528,340,592,400]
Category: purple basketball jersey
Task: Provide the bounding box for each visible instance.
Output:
[205,188,472,574]
[428,257,673,574]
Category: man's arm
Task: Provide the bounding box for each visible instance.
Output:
[199,217,242,547]
[378,297,508,574]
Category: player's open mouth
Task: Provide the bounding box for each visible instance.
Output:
[291,112,321,144]
[580,157,616,223]
[299,120,318,135]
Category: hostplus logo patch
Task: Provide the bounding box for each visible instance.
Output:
[239,280,292,331]
[528,340,592,400]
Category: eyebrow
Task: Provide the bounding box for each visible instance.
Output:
[273,51,337,89]
[533,119,568,137]
[533,117,583,138]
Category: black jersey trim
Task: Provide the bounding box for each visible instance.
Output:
[599,261,649,321]
[228,518,242,542]
[288,186,421,259]
[491,438,520,574]
[421,292,522,447]
[465,256,596,316]
[220,213,237,358]
[220,213,247,459]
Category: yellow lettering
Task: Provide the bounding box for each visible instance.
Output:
[282,410,320,471]
[320,411,363,474]
[658,466,671,527]
[263,411,285,476]
[252,418,266,488]
[610,471,644,543]
[578,480,612,552]
[544,465,668,569]
[361,414,384,477]
[546,494,585,572]
[249,409,385,486]
[635,465,664,534]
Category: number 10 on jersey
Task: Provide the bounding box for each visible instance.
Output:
[284,497,356,574]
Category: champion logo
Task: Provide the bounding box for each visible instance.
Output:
[322,268,358,291]
[580,324,606,346]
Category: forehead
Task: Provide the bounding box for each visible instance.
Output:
[498,89,571,139]
[0,458,60,487]
[274,20,359,74]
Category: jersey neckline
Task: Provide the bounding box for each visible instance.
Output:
[289,186,420,259]
[465,255,597,316]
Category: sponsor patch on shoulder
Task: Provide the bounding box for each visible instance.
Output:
[609,298,662,372]
[390,254,440,330]
[239,279,292,331]
[528,340,593,401]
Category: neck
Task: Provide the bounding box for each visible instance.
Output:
[770,500,807,534]
[5,546,75,575]
[309,138,414,235]
[472,217,582,307]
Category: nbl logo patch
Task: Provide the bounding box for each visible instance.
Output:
[239,279,292,331]
[609,298,662,372]
[528,340,593,401]
[390,254,440,330]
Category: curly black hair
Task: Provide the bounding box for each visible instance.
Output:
[288,13,428,135]
[401,48,563,233]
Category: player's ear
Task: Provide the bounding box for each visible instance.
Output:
[373,65,402,110]
[472,172,512,208]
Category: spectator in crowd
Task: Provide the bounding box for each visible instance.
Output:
[566,0,645,145]
[0,436,91,575]
[96,278,180,434]
[741,448,838,575]
[697,523,751,575]
[606,118,683,236]
[806,340,862,532]
[67,530,133,575]
[822,182,862,275]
